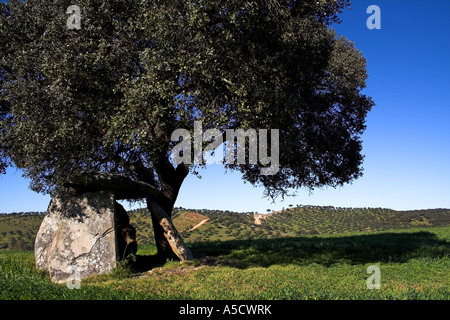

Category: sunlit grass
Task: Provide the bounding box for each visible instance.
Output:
[1,226,448,300]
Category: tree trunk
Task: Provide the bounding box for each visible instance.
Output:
[145,157,190,261]
[147,198,193,261]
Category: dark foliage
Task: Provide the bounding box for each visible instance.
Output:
[0,0,373,200]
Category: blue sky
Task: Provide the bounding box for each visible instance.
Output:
[1,0,449,213]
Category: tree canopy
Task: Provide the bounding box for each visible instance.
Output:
[1,0,373,196]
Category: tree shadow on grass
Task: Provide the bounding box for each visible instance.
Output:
[188,231,450,268]
[130,253,167,273]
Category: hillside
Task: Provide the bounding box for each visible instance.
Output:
[174,206,450,244]
[0,212,45,250]
[1,206,449,250]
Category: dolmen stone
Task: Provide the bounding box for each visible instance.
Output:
[35,190,137,284]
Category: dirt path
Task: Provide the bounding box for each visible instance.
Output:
[187,218,209,232]
[254,214,263,225]
[254,210,282,225]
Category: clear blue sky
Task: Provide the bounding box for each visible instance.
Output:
[1,0,449,213]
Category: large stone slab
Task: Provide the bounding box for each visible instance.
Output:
[35,190,136,284]
[64,172,161,200]
[115,201,138,260]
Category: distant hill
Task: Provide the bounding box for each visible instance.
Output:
[0,212,46,250]
[1,206,449,250]
[173,206,450,244]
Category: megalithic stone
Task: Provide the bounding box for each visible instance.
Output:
[35,190,136,284]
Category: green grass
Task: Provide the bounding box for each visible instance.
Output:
[1,226,449,300]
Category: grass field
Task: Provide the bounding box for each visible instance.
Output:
[1,226,449,300]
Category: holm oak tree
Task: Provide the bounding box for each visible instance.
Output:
[0,0,374,260]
